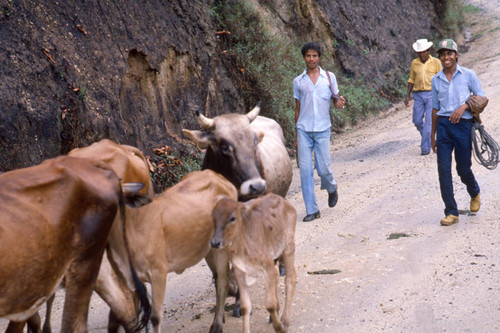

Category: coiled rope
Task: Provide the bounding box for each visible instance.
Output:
[471,121,500,170]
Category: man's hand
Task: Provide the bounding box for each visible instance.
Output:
[431,135,437,153]
[404,96,410,107]
[334,96,346,109]
[449,104,467,124]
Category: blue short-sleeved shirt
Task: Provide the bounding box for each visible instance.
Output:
[293,67,338,132]
[431,64,484,119]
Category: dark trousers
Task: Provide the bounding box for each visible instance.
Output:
[436,117,480,216]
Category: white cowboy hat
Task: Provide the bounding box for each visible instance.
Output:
[412,39,433,52]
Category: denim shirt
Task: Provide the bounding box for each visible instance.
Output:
[293,67,338,132]
[431,64,484,119]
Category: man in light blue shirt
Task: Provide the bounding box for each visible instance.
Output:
[431,39,484,226]
[293,42,346,222]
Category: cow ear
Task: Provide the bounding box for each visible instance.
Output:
[182,129,214,147]
[214,194,227,206]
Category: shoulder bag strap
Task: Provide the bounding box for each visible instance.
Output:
[326,71,340,101]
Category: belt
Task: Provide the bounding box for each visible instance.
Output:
[439,116,473,122]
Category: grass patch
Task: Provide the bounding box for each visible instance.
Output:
[462,4,482,14]
[440,0,466,39]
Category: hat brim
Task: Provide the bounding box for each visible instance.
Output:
[437,47,457,53]
[413,41,433,52]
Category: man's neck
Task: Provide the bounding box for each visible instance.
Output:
[443,64,457,75]
[306,67,320,74]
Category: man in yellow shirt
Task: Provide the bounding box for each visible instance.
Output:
[404,39,442,155]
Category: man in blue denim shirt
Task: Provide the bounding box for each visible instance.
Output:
[293,42,346,222]
[431,39,484,226]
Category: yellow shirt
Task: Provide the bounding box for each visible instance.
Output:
[408,55,442,91]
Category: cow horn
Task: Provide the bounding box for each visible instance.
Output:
[246,102,261,122]
[198,113,215,130]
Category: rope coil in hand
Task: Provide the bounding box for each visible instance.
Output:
[471,121,499,170]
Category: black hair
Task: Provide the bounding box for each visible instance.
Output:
[301,42,322,57]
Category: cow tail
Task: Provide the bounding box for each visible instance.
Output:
[118,187,151,332]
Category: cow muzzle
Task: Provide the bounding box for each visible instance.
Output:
[210,237,226,249]
[240,178,266,198]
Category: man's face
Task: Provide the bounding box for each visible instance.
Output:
[304,49,320,70]
[439,50,458,69]
[417,50,430,62]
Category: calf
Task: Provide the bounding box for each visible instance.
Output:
[0,156,150,332]
[210,193,297,333]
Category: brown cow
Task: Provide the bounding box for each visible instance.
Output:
[211,194,297,333]
[68,139,155,331]
[98,170,238,333]
[0,156,150,333]
[182,104,293,200]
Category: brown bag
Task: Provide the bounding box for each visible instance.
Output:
[466,95,489,124]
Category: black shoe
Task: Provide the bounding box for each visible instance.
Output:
[303,211,320,222]
[421,151,430,155]
[328,190,338,207]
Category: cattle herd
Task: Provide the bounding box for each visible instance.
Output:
[0,105,297,333]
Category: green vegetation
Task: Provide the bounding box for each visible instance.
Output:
[462,4,482,14]
[210,0,302,144]
[440,0,470,39]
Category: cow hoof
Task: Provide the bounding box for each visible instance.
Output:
[209,323,223,333]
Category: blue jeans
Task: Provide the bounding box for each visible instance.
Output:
[413,91,432,153]
[297,128,337,215]
[436,117,480,216]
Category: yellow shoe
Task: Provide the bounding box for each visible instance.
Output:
[440,215,459,226]
[470,193,480,212]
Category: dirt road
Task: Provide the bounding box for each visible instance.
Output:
[1,0,498,332]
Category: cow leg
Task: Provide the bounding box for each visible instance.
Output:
[107,310,121,333]
[150,267,168,333]
[5,320,27,333]
[41,293,55,333]
[95,255,138,332]
[205,249,231,333]
[280,248,296,331]
[233,268,252,333]
[27,312,42,333]
[61,246,108,333]
[229,266,241,318]
[264,261,284,333]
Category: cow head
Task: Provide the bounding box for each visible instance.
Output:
[210,195,241,249]
[182,104,266,200]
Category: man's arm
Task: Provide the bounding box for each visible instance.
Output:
[431,108,439,153]
[294,98,300,150]
[294,99,300,167]
[404,82,414,107]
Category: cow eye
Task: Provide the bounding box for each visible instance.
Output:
[229,215,236,223]
[221,143,231,154]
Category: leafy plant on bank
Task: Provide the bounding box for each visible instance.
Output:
[147,143,204,192]
[210,0,398,145]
